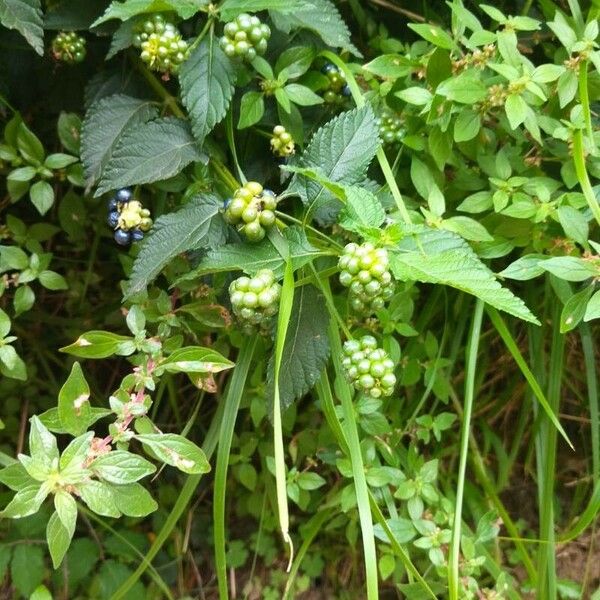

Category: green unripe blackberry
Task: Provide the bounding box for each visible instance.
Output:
[229,269,280,332]
[270,125,295,158]
[377,109,405,145]
[224,182,278,242]
[51,31,86,64]
[219,13,270,62]
[342,336,396,398]
[135,15,189,76]
[320,63,351,105]
[338,242,394,314]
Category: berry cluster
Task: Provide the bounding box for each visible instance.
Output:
[270,125,295,158]
[378,109,405,146]
[107,188,153,246]
[321,63,351,105]
[219,13,270,61]
[338,243,394,314]
[342,336,396,398]
[133,15,189,76]
[229,270,280,332]
[224,181,277,242]
[51,31,86,64]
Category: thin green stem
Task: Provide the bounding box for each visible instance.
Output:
[448,299,484,600]
[214,337,258,599]
[578,62,594,145]
[572,129,600,228]
[580,324,599,482]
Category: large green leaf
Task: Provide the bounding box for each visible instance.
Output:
[92,0,204,26]
[220,0,305,20]
[180,35,236,146]
[287,105,380,223]
[96,118,206,196]
[184,226,320,280]
[266,285,330,411]
[270,0,359,56]
[125,194,224,298]
[57,362,91,437]
[0,0,43,55]
[81,94,158,187]
[390,225,539,324]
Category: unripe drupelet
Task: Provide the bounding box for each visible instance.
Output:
[134,15,189,76]
[229,269,280,332]
[320,63,351,105]
[342,336,396,398]
[377,108,405,146]
[270,125,295,158]
[224,181,277,242]
[338,242,395,314]
[219,13,270,62]
[51,31,86,64]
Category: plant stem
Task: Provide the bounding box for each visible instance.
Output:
[214,337,258,599]
[448,299,484,600]
[580,324,599,483]
[578,62,594,145]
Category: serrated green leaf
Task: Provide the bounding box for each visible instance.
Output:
[60,330,134,358]
[185,225,320,280]
[111,483,158,517]
[81,94,158,187]
[266,285,330,411]
[270,0,360,56]
[96,117,205,196]
[287,105,380,223]
[338,186,386,232]
[180,35,236,146]
[90,450,156,484]
[58,362,91,437]
[390,225,539,323]
[92,0,204,26]
[125,193,223,298]
[136,433,210,474]
[221,0,305,19]
[46,511,73,568]
[0,0,43,55]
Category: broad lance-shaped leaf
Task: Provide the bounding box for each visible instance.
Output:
[90,450,156,484]
[111,483,157,517]
[270,0,360,56]
[136,433,210,474]
[156,346,234,375]
[46,511,72,568]
[181,225,320,281]
[125,193,225,298]
[95,117,206,196]
[57,362,91,437]
[92,0,202,26]
[81,94,157,188]
[180,35,236,146]
[267,285,330,411]
[286,105,380,223]
[390,225,539,324]
[0,0,44,55]
[60,330,134,358]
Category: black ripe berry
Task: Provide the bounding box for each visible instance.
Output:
[114,229,131,246]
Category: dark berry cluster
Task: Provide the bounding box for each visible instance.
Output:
[342,336,396,398]
[338,242,394,314]
[270,125,295,158]
[219,13,270,61]
[229,269,280,332]
[51,31,86,64]
[321,63,351,105]
[378,109,405,145]
[133,15,189,76]
[106,188,153,246]
[224,181,277,242]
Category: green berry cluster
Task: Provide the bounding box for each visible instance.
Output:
[338,242,394,313]
[321,63,351,105]
[134,15,189,76]
[219,13,270,61]
[378,109,405,145]
[224,181,277,242]
[270,125,295,158]
[51,31,86,64]
[342,336,396,398]
[229,270,280,332]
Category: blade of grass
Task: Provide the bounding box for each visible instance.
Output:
[580,323,599,483]
[111,342,255,600]
[558,480,600,542]
[486,306,572,449]
[448,298,484,600]
[214,336,258,599]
